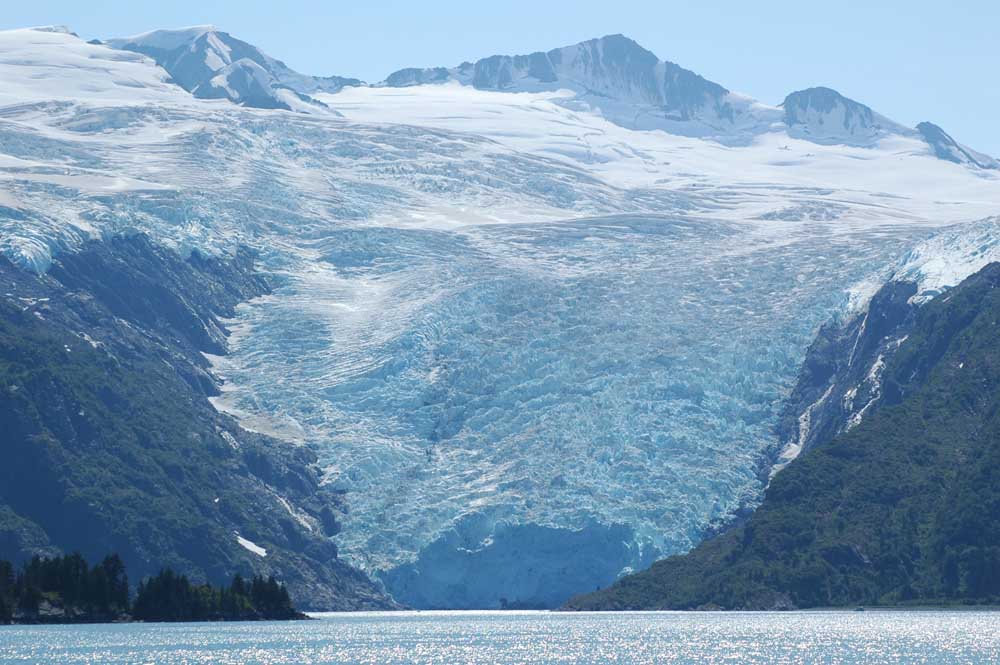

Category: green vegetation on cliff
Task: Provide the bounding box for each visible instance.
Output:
[567,263,1000,610]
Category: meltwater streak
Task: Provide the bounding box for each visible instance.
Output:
[3,611,999,664]
[209,215,924,606]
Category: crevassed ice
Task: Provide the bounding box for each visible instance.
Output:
[210,215,922,599]
[893,216,1000,301]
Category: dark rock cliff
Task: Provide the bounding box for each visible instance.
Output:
[775,279,919,458]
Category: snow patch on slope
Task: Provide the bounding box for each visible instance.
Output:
[0,27,193,106]
[236,533,267,557]
[894,217,1000,301]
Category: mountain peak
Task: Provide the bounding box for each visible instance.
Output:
[782,86,909,146]
[577,33,654,54]
[108,25,218,53]
[783,87,874,120]
[380,33,745,138]
[105,26,360,112]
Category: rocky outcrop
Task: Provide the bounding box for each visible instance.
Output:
[774,279,919,464]
[782,87,910,146]
[917,122,1000,170]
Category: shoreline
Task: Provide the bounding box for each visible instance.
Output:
[6,606,1000,628]
[1,612,311,627]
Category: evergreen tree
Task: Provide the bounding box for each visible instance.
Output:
[0,561,13,624]
[0,553,301,623]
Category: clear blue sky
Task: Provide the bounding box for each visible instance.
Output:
[4,1,998,155]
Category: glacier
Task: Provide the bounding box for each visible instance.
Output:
[1,26,998,607]
[208,215,925,607]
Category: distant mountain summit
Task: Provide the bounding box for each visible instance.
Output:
[96,26,996,167]
[450,34,728,119]
[782,87,911,147]
[381,34,773,140]
[104,26,361,112]
[379,34,995,165]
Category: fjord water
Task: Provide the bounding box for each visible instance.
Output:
[3,611,999,663]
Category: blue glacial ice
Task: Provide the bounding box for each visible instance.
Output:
[211,215,924,607]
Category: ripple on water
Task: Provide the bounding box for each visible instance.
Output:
[2,611,999,664]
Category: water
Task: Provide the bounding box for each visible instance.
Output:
[2,611,998,664]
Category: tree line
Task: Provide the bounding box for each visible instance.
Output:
[0,553,302,624]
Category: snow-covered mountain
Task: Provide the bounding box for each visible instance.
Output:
[782,86,912,147]
[1,25,998,608]
[104,26,361,111]
[95,26,998,166]
[380,34,994,165]
[382,34,776,140]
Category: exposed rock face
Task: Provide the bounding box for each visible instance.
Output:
[0,235,394,610]
[917,122,1000,170]
[774,279,919,463]
[782,87,910,146]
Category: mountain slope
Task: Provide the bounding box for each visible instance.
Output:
[566,262,1000,610]
[782,87,912,147]
[918,122,1000,170]
[104,26,360,111]
[0,235,393,610]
